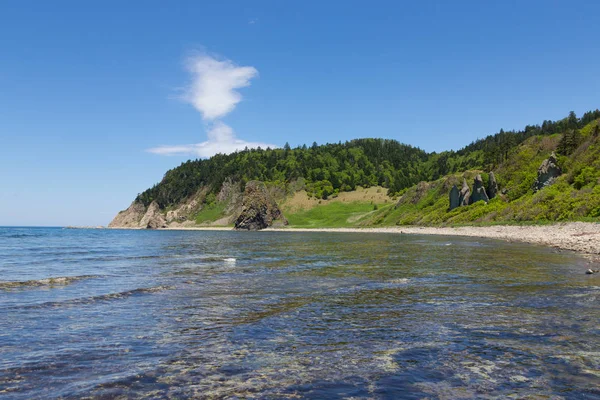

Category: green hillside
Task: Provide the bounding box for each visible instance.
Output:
[363,120,600,226]
[115,110,600,228]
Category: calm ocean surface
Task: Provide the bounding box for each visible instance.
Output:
[0,227,598,399]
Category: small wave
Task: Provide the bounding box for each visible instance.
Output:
[334,279,411,295]
[12,285,174,310]
[388,278,410,284]
[2,233,44,239]
[86,285,174,301]
[174,256,235,264]
[223,258,237,263]
[0,275,101,290]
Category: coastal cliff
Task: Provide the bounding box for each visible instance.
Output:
[108,201,146,228]
[109,111,600,229]
[109,180,288,230]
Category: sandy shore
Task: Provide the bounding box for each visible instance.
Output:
[163,222,600,257]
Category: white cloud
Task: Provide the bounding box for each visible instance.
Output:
[148,52,272,158]
[147,122,276,158]
[183,54,258,121]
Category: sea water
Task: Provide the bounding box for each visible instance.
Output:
[0,227,599,399]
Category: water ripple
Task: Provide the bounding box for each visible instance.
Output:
[0,228,598,399]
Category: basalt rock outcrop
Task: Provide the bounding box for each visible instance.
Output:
[449,185,460,211]
[234,181,288,231]
[469,174,490,204]
[487,172,498,200]
[449,173,499,211]
[533,152,562,192]
[458,178,471,206]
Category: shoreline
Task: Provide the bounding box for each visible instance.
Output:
[150,222,600,258]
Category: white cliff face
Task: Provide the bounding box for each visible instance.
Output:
[108,201,147,228]
[108,180,285,229]
[109,191,209,229]
[139,201,166,229]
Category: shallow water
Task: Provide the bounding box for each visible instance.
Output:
[0,227,599,399]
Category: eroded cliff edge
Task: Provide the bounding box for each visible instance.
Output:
[109,180,288,230]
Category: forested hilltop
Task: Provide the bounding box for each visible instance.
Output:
[110,109,600,229]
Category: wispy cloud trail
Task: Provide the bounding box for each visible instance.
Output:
[148,53,276,157]
[147,122,274,157]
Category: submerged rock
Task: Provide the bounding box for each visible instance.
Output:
[234,181,288,231]
[458,178,471,206]
[470,174,490,204]
[533,152,562,192]
[488,172,498,199]
[449,184,460,211]
[586,269,599,275]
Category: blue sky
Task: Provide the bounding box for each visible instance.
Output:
[1,0,599,226]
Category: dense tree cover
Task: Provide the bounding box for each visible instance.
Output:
[137,139,428,207]
[426,109,600,180]
[137,109,600,208]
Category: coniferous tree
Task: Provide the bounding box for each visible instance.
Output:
[558,129,581,155]
[567,111,578,129]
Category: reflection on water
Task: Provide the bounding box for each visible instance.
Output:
[0,227,599,399]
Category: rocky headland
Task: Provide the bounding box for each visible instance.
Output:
[109,180,288,231]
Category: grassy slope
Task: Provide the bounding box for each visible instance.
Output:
[285,201,387,228]
[361,120,600,227]
[194,203,227,225]
[281,187,393,228]
[185,120,600,228]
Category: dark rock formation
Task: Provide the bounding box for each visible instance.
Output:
[234,181,288,231]
[488,172,498,199]
[449,173,500,210]
[533,152,562,192]
[449,185,460,211]
[469,174,490,204]
[458,178,471,206]
[586,269,599,275]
